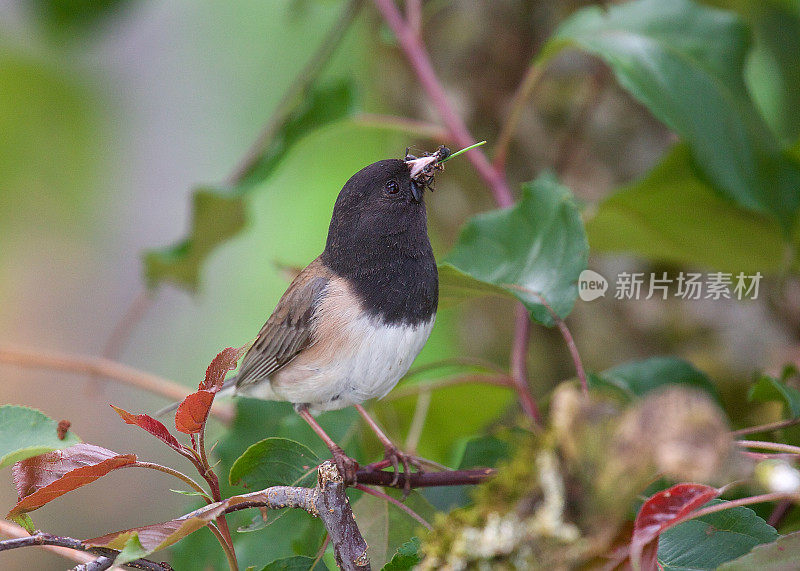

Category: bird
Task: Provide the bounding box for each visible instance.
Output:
[161,147,449,484]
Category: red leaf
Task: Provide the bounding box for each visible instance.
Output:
[631,483,720,570]
[201,345,248,392]
[8,444,136,518]
[111,405,184,453]
[85,489,285,556]
[175,390,214,434]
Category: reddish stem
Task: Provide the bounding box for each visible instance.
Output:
[510,304,542,424]
[372,0,514,208]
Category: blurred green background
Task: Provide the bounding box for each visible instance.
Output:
[2,0,799,569]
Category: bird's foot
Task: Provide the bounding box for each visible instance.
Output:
[363,444,424,496]
[330,446,359,485]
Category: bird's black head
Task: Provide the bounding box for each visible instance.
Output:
[324,159,430,251]
[321,157,439,325]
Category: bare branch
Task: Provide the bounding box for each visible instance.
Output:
[355,467,495,488]
[0,532,172,571]
[0,345,234,424]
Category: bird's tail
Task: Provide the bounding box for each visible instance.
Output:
[154,376,238,417]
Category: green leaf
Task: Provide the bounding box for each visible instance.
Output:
[258,555,327,571]
[735,0,800,143]
[143,81,357,291]
[0,405,81,469]
[455,435,512,470]
[442,171,588,326]
[586,144,787,274]
[719,530,800,570]
[114,533,149,566]
[540,0,800,230]
[382,537,421,571]
[352,490,436,569]
[229,437,320,489]
[590,356,721,403]
[658,501,778,570]
[748,374,800,418]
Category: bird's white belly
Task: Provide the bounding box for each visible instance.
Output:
[266,314,435,413]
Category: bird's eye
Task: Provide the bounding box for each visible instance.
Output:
[385,180,400,195]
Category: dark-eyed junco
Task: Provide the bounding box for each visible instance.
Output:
[163,147,449,483]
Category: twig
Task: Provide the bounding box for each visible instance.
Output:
[731,418,800,437]
[354,484,432,529]
[388,373,513,400]
[767,499,793,527]
[74,556,115,571]
[494,62,547,170]
[0,345,234,424]
[736,440,800,455]
[404,356,508,378]
[372,0,514,208]
[355,467,495,488]
[353,113,448,140]
[0,532,173,570]
[130,462,210,501]
[665,492,800,530]
[0,521,103,567]
[510,304,542,424]
[226,0,365,186]
[405,390,431,452]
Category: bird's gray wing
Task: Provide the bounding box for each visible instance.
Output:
[235,259,329,389]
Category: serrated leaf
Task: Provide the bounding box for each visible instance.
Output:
[748,374,800,418]
[658,500,778,570]
[144,80,356,292]
[229,437,320,489]
[0,405,81,469]
[590,356,722,404]
[382,537,421,571]
[631,483,721,569]
[718,530,800,570]
[442,171,588,326]
[111,405,184,453]
[8,444,136,518]
[352,489,436,569]
[586,144,788,274]
[540,0,800,230]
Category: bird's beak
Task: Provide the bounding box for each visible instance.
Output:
[411,181,423,202]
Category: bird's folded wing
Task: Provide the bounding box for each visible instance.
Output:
[235,260,330,388]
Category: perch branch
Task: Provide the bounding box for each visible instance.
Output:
[355,467,495,488]
[0,532,172,570]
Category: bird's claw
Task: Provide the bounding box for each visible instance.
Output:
[331,447,359,485]
[383,444,423,497]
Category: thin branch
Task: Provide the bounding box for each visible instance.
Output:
[372,0,514,208]
[226,0,365,186]
[206,522,238,571]
[0,532,173,570]
[355,467,495,488]
[354,484,432,529]
[101,289,155,362]
[666,492,800,530]
[736,440,800,455]
[504,284,589,396]
[0,521,104,567]
[731,418,800,437]
[404,356,508,378]
[353,113,448,140]
[388,373,513,400]
[315,463,370,570]
[131,462,210,501]
[0,345,234,424]
[405,390,431,452]
[494,62,547,170]
[73,555,115,571]
[510,304,542,424]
